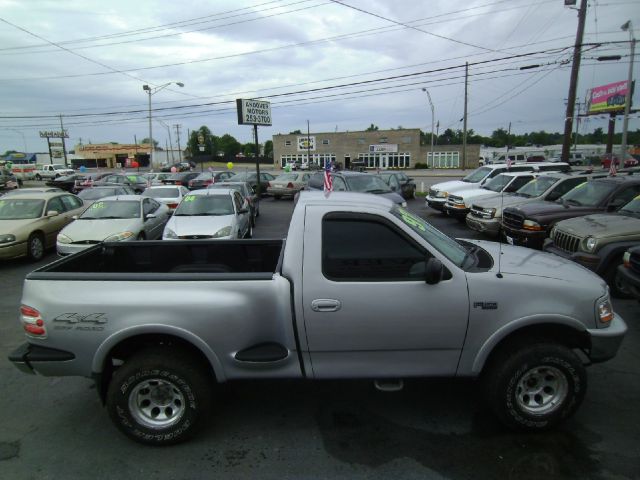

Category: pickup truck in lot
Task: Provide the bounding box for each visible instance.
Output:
[34,163,75,180]
[9,192,627,445]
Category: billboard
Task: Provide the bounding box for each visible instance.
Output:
[236,98,272,126]
[297,136,315,151]
[587,80,631,114]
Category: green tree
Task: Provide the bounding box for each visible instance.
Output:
[218,134,241,158]
[186,126,219,158]
[264,140,273,158]
[289,129,302,134]
[139,138,159,148]
[365,124,379,131]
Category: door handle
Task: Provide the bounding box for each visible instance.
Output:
[311,299,342,312]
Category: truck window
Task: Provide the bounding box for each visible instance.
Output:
[322,215,426,281]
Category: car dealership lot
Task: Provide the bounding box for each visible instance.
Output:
[1,195,639,480]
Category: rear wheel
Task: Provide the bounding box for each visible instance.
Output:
[483,342,586,431]
[27,233,45,261]
[106,348,212,445]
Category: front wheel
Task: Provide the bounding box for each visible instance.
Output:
[106,348,212,445]
[483,343,586,431]
[35,174,42,181]
[27,233,45,261]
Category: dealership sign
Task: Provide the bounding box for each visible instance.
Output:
[297,136,316,151]
[236,99,272,126]
[369,144,398,153]
[39,130,69,138]
[587,80,632,114]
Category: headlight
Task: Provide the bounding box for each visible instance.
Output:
[483,208,496,218]
[623,250,631,268]
[523,219,543,231]
[57,233,72,244]
[597,296,614,325]
[163,228,178,239]
[0,234,16,244]
[104,231,134,242]
[584,236,597,252]
[212,226,232,238]
[436,191,448,198]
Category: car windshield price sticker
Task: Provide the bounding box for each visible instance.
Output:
[398,208,426,232]
[184,195,195,202]
[92,202,105,209]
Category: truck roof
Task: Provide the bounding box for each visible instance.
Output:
[296,190,395,209]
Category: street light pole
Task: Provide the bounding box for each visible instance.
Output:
[422,88,435,167]
[620,21,635,161]
[142,82,184,169]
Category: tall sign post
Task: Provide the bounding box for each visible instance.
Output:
[39,130,69,165]
[236,99,272,197]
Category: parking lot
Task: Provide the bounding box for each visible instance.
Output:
[1,193,639,480]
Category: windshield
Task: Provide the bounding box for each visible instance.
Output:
[194,172,213,180]
[79,188,119,200]
[143,187,180,198]
[174,194,234,216]
[462,167,491,183]
[515,176,558,198]
[560,181,616,207]
[483,174,512,192]
[619,196,640,218]
[0,199,44,219]
[345,175,392,193]
[391,207,468,267]
[80,200,140,219]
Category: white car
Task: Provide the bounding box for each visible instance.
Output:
[57,195,169,255]
[142,185,190,213]
[163,188,252,240]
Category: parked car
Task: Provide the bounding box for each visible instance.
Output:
[503,176,640,250]
[77,186,137,206]
[162,172,200,188]
[160,161,195,172]
[93,174,149,193]
[307,171,407,206]
[543,195,640,297]
[227,171,276,194]
[526,155,546,163]
[267,172,311,199]
[72,172,113,193]
[2,187,63,196]
[34,164,75,180]
[377,172,416,199]
[601,153,639,169]
[163,188,252,240]
[444,171,540,220]
[141,185,190,213]
[426,163,570,212]
[0,191,85,261]
[618,246,640,300]
[0,168,19,191]
[143,172,173,186]
[57,195,170,256]
[188,171,235,190]
[208,181,259,226]
[466,172,603,237]
[8,191,627,445]
[45,173,87,193]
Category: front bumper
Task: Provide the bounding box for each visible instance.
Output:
[465,215,501,236]
[0,240,27,260]
[543,240,602,273]
[617,265,640,300]
[9,343,76,375]
[425,196,446,211]
[502,226,547,250]
[57,242,94,256]
[587,313,627,363]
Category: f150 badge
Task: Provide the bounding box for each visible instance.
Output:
[473,302,498,310]
[53,313,107,331]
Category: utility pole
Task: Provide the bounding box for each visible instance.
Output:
[174,124,183,162]
[620,20,635,161]
[573,101,583,151]
[561,0,588,163]
[307,120,312,168]
[59,114,68,167]
[462,62,469,170]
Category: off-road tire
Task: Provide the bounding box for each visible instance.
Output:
[106,348,212,446]
[483,343,586,431]
[27,233,45,261]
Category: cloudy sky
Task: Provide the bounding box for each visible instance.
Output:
[0,0,638,153]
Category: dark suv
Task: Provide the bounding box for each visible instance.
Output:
[502,176,640,250]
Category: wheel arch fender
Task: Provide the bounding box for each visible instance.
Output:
[92,324,226,382]
[471,314,590,375]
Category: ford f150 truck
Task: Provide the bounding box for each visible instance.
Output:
[34,164,75,180]
[8,191,627,445]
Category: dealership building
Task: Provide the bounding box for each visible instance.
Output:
[272,128,481,170]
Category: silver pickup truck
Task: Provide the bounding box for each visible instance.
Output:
[9,191,627,445]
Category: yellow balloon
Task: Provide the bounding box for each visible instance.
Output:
[227,162,234,170]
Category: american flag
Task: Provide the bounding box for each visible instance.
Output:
[323,160,333,193]
[609,158,617,177]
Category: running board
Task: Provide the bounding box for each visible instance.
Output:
[374,379,404,392]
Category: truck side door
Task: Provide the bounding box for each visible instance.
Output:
[301,207,470,378]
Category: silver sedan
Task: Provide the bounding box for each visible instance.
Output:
[56,195,170,255]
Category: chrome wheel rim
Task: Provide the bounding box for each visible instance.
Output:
[30,237,44,259]
[516,365,568,415]
[128,378,186,429]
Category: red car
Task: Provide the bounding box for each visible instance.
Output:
[601,153,639,169]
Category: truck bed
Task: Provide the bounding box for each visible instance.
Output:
[28,240,284,280]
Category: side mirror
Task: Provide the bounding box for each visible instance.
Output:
[46,210,59,217]
[425,258,444,285]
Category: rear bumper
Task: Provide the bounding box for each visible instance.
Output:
[8,343,76,375]
[587,313,627,363]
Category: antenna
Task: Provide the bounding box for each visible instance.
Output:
[497,122,512,279]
